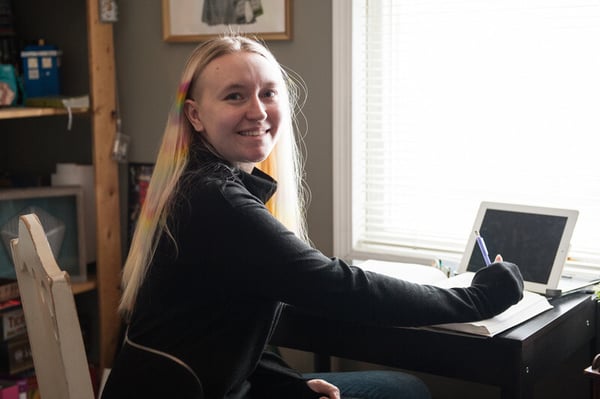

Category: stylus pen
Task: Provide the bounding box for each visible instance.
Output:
[474,230,492,266]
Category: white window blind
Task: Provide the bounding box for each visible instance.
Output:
[333,0,600,268]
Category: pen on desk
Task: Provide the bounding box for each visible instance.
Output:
[474,230,492,266]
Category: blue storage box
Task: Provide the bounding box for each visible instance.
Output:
[20,44,62,98]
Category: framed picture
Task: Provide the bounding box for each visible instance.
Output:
[127,163,155,246]
[162,0,292,42]
[0,186,87,282]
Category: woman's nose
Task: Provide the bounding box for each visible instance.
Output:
[246,96,267,120]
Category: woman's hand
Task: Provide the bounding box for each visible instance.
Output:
[470,259,524,316]
[306,379,340,399]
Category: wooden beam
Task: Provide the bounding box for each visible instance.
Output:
[86,0,123,371]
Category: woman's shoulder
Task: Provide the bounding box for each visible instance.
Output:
[179,162,238,196]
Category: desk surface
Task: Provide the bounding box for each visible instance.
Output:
[271,293,596,399]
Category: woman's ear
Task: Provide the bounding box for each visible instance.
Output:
[183,99,204,132]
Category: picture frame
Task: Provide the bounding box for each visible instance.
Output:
[127,163,154,246]
[162,0,292,42]
[0,186,87,282]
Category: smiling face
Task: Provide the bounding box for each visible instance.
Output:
[183,51,286,173]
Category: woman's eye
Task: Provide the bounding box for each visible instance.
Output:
[225,93,243,101]
[263,90,277,98]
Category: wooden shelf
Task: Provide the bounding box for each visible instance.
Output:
[72,277,97,295]
[0,107,89,120]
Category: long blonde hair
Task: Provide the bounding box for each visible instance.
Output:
[119,35,308,317]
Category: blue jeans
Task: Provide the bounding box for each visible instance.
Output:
[304,370,431,399]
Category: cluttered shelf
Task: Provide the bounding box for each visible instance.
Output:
[0,106,89,120]
[0,273,98,395]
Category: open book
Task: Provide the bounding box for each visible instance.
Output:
[358,259,553,337]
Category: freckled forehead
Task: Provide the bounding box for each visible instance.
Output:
[199,52,283,89]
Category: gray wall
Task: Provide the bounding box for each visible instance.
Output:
[113,0,333,255]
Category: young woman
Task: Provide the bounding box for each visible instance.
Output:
[101,35,523,399]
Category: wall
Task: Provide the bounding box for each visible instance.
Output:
[113,0,333,256]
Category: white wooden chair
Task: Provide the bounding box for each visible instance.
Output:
[10,213,94,399]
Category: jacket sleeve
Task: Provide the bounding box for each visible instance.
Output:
[247,349,320,399]
[192,179,523,328]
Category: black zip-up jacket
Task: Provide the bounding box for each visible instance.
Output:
[102,148,523,399]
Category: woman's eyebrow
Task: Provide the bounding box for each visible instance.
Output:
[219,81,279,94]
[217,83,244,93]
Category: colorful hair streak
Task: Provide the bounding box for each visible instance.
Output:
[175,80,191,114]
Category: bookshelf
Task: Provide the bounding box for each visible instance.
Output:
[0,0,122,371]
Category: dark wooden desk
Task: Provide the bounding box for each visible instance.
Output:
[271,293,597,399]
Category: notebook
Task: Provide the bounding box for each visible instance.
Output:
[457,201,596,296]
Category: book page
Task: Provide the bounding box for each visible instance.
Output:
[432,291,553,336]
[357,259,448,285]
[431,272,475,288]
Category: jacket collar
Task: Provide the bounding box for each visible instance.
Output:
[188,136,278,204]
[239,168,278,204]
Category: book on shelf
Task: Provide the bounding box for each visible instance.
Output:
[358,259,553,337]
[0,335,32,375]
[0,372,35,399]
[0,281,18,304]
[0,379,21,399]
[0,306,25,342]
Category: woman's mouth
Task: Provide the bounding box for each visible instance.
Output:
[239,130,268,136]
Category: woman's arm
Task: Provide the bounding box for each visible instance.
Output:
[182,177,523,328]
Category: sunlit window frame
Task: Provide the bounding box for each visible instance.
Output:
[331,0,600,274]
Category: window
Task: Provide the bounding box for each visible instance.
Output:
[332,0,600,271]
